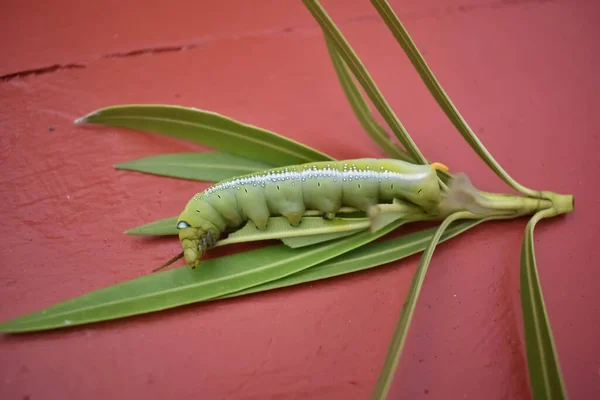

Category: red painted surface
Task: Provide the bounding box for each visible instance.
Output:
[1,0,599,399]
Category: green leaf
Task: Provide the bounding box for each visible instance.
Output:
[223,219,482,298]
[323,35,413,162]
[520,208,567,399]
[0,221,402,333]
[125,207,367,237]
[372,211,472,399]
[281,229,364,248]
[76,105,334,167]
[125,217,178,236]
[368,0,538,198]
[126,215,369,246]
[323,33,453,189]
[301,0,427,165]
[218,216,371,246]
[324,33,455,191]
[115,152,273,182]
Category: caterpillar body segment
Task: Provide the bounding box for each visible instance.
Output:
[176,158,444,267]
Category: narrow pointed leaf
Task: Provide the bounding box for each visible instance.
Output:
[0,221,402,333]
[76,105,334,166]
[302,0,427,165]
[520,209,567,399]
[218,216,371,246]
[223,219,482,298]
[323,35,412,162]
[373,211,472,399]
[281,229,364,248]
[323,32,453,188]
[369,0,538,197]
[115,152,273,182]
[125,208,367,236]
[125,217,178,236]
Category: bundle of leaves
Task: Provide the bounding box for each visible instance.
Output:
[0,1,573,399]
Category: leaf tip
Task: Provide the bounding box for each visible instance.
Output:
[74,110,101,125]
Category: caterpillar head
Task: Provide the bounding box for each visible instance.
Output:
[176,207,220,268]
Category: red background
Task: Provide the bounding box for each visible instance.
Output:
[1,0,599,399]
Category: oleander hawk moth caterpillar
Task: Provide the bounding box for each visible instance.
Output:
[173,158,451,268]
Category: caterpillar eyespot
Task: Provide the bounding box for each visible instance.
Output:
[175,158,446,268]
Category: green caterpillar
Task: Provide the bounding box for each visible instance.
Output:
[175,158,448,268]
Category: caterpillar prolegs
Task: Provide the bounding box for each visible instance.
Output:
[174,158,448,268]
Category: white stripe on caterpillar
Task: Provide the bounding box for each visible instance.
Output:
[195,165,431,200]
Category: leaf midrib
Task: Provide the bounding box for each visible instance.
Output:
[97,115,318,164]
[121,160,263,172]
[3,233,376,327]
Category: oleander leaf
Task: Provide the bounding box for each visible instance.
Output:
[301,0,427,165]
[520,209,567,399]
[115,152,273,182]
[323,35,412,162]
[372,212,472,399]
[125,217,178,236]
[368,0,538,197]
[223,219,482,298]
[76,104,334,167]
[0,221,403,333]
[125,208,367,236]
[218,217,371,246]
[281,229,364,248]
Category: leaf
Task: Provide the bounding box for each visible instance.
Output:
[301,0,428,165]
[125,207,367,236]
[323,34,453,188]
[127,214,370,248]
[76,104,334,167]
[520,208,567,399]
[125,217,178,236]
[372,211,472,399]
[115,152,273,182]
[222,219,483,298]
[323,35,413,162]
[218,217,371,246]
[0,221,403,333]
[281,229,364,248]
[368,0,538,198]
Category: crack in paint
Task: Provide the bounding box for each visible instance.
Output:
[0,64,86,81]
[101,44,202,59]
[0,0,557,83]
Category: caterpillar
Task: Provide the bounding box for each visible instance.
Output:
[173,158,448,268]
